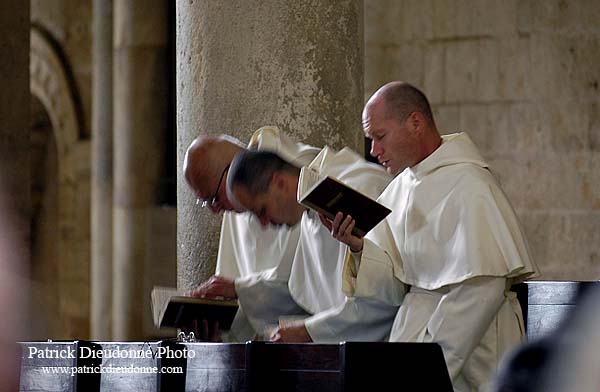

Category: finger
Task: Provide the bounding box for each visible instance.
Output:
[214,283,228,299]
[335,215,352,239]
[213,276,226,284]
[331,212,344,232]
[201,288,217,299]
[337,215,353,237]
[268,327,280,341]
[318,213,333,230]
[191,282,210,298]
[343,218,355,237]
[202,282,223,298]
[270,332,282,342]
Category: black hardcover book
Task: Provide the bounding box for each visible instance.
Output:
[151,287,239,330]
[297,167,391,237]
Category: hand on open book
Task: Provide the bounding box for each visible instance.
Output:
[189,275,237,299]
[269,323,313,343]
[319,212,364,253]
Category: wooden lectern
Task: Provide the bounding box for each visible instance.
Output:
[20,341,453,391]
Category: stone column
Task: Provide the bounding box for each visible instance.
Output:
[113,0,168,340]
[176,1,364,289]
[91,0,113,341]
[0,1,30,388]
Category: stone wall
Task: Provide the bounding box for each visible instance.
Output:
[31,0,92,138]
[30,0,177,340]
[365,0,600,280]
[30,0,93,339]
[176,0,364,290]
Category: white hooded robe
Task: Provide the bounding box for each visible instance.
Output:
[306,133,538,392]
[235,146,392,336]
[216,126,320,340]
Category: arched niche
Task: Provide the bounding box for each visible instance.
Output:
[29,27,90,339]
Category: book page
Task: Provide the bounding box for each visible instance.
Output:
[297,166,323,201]
[151,286,186,326]
[306,146,329,173]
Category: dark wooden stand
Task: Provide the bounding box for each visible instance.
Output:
[20,341,452,392]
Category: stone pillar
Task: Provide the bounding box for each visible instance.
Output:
[176,1,364,289]
[0,1,30,388]
[91,0,113,340]
[113,0,168,340]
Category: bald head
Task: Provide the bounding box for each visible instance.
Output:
[363,82,441,174]
[366,81,436,127]
[183,135,245,212]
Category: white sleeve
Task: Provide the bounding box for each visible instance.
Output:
[215,212,241,278]
[234,273,307,333]
[304,296,399,343]
[353,238,406,304]
[425,276,506,382]
[306,238,406,343]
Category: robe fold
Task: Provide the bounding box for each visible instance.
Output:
[216,126,320,340]
[216,126,392,340]
[306,132,537,392]
[236,146,392,335]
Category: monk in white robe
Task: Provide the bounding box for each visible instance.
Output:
[184,126,320,340]
[216,127,322,340]
[279,82,538,392]
[225,147,392,340]
[216,126,321,279]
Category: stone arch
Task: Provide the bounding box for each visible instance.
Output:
[30,28,80,162]
[30,27,89,338]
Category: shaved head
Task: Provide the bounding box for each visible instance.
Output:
[367,81,435,126]
[363,81,441,174]
[183,135,245,211]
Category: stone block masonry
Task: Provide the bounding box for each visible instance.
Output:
[365,0,600,279]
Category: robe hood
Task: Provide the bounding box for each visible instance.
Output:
[409,132,488,180]
[363,131,538,290]
[248,125,319,167]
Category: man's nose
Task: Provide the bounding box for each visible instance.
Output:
[370,140,380,158]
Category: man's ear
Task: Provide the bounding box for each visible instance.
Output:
[410,112,426,135]
[270,172,288,192]
[271,172,296,199]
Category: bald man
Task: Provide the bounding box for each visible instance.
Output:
[184,134,245,213]
[183,126,321,340]
[278,82,538,392]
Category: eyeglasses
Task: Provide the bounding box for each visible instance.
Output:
[196,164,230,208]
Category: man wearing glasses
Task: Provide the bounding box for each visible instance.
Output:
[183,126,392,342]
[182,127,321,340]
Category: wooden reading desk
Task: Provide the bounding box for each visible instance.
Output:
[19,341,452,391]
